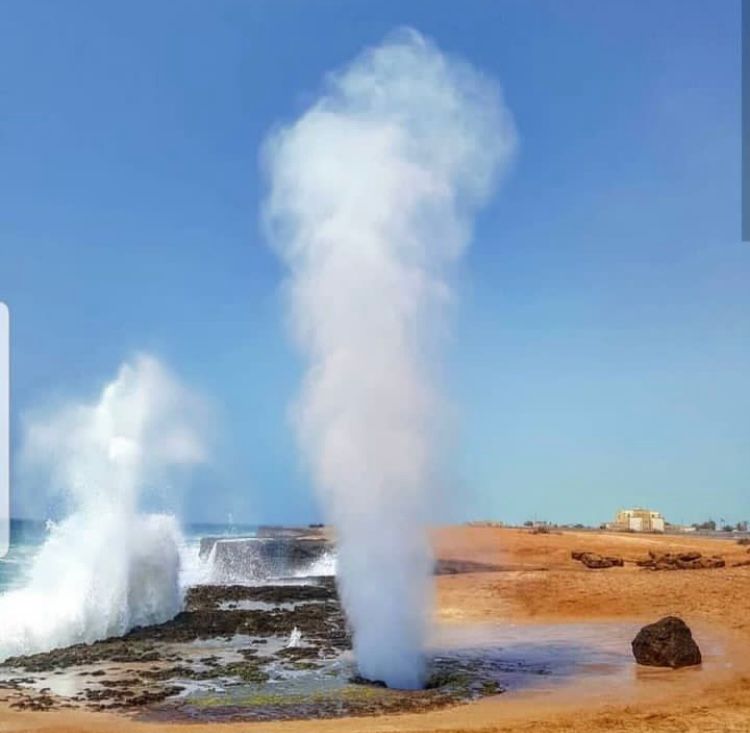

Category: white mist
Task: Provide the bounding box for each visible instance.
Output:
[263,29,516,688]
[0,354,208,660]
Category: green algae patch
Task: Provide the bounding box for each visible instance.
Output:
[165,665,505,723]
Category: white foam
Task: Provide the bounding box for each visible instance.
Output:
[294,551,337,578]
[287,627,302,648]
[0,355,208,660]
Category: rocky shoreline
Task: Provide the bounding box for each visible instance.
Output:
[0,574,503,721]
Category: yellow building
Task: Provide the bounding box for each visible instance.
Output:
[613,507,665,533]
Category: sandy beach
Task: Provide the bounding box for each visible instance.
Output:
[0,526,748,732]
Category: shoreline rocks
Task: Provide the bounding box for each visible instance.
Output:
[199,537,332,581]
[0,576,506,720]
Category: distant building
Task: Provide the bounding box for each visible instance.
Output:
[612,508,665,533]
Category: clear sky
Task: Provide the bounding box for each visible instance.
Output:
[1,0,746,526]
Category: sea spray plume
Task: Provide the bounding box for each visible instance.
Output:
[0,354,208,660]
[263,29,516,688]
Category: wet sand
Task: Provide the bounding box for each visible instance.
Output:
[1,526,749,732]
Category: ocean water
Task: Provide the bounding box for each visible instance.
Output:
[0,519,260,595]
[0,520,48,593]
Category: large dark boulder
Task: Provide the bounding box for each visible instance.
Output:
[631,616,702,668]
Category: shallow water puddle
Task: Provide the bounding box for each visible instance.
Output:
[430,621,646,692]
[427,619,740,708]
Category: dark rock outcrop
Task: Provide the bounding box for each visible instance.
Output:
[2,578,349,673]
[571,551,624,569]
[199,537,332,581]
[636,551,724,571]
[631,616,702,668]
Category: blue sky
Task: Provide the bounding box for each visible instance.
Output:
[1,0,746,526]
